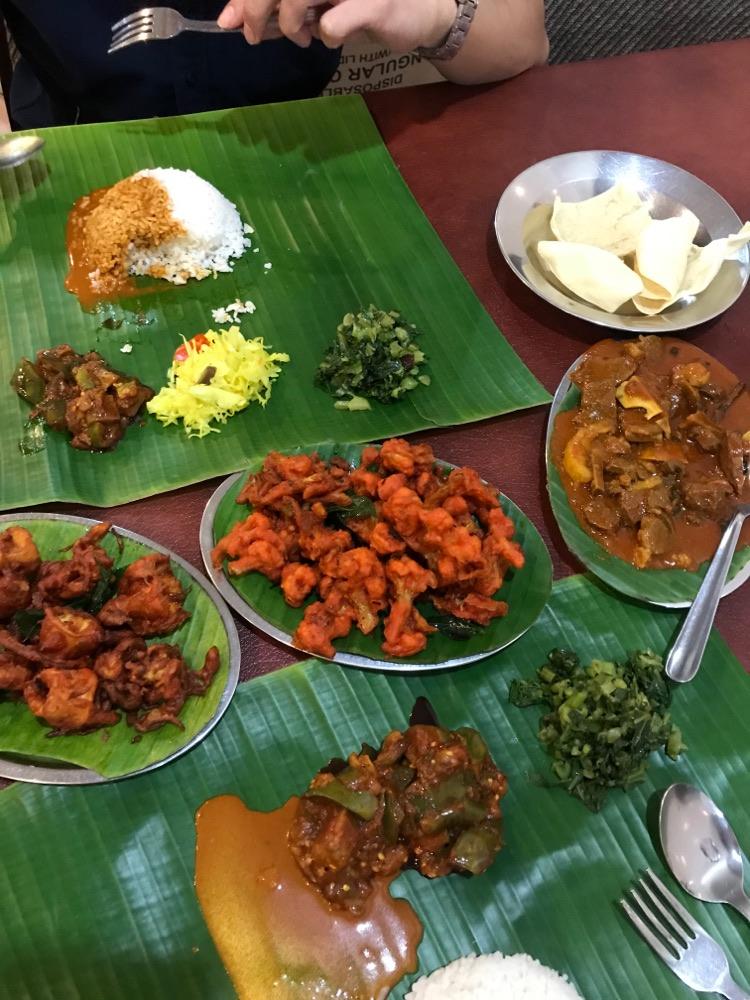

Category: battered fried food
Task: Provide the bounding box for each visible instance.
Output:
[0,526,41,576]
[0,650,33,696]
[99,554,189,636]
[24,667,119,732]
[0,526,41,620]
[38,607,105,661]
[0,522,220,737]
[34,522,113,606]
[94,640,220,732]
[212,438,526,658]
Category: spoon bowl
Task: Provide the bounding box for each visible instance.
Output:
[0,135,45,169]
[659,783,750,922]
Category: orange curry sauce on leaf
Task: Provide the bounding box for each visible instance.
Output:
[194,796,421,1000]
[65,181,171,309]
[551,337,750,571]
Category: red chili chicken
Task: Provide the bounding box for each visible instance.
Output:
[212,439,525,658]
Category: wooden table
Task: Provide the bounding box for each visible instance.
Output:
[52,38,750,680]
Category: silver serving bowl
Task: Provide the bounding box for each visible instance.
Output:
[494,150,749,333]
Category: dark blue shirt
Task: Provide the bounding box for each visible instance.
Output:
[2,1,340,128]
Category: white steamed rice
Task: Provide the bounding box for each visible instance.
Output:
[128,167,250,283]
[405,952,584,999]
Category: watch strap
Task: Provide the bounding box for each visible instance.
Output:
[417,0,479,61]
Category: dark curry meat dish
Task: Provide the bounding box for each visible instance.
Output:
[212,437,525,658]
[289,719,508,913]
[11,344,153,451]
[0,523,219,734]
[552,336,750,570]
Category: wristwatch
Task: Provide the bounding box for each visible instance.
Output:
[417,0,479,61]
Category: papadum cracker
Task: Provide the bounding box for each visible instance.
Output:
[633,220,750,315]
[550,181,652,257]
[540,180,749,316]
[537,240,644,312]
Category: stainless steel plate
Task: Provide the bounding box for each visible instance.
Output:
[495,150,749,332]
[200,470,551,674]
[545,357,750,608]
[0,512,241,785]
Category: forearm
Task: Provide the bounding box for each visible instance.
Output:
[431,0,548,85]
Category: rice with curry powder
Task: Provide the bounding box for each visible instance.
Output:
[85,167,250,291]
[405,952,584,999]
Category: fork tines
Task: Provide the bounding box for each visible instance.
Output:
[621,868,701,965]
[109,8,157,54]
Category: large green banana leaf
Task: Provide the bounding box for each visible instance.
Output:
[0,96,549,512]
[1,573,748,1000]
[0,518,233,778]
[547,379,750,604]
[208,441,552,666]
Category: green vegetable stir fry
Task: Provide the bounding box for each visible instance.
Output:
[315,305,430,411]
[509,648,686,811]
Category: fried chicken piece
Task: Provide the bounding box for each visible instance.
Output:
[430,591,509,625]
[0,526,41,576]
[350,467,380,498]
[0,570,32,621]
[380,487,484,587]
[281,563,319,607]
[471,507,526,597]
[318,548,387,635]
[298,522,352,562]
[292,601,355,659]
[98,554,189,636]
[34,523,113,607]
[378,438,435,476]
[94,640,220,732]
[24,667,118,733]
[382,556,437,657]
[377,473,408,501]
[0,650,33,695]
[369,521,406,556]
[37,606,104,661]
[380,486,423,538]
[211,511,289,581]
[419,507,484,587]
[237,452,352,510]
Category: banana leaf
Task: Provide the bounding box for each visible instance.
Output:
[547,378,750,605]
[1,573,749,1000]
[207,441,552,666]
[0,96,549,512]
[0,517,234,778]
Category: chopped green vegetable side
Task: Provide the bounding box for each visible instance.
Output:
[509,648,686,812]
[314,305,430,410]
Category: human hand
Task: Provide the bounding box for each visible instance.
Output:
[217,0,456,53]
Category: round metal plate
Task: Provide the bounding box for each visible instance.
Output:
[0,512,241,785]
[495,150,749,333]
[545,357,750,609]
[200,471,550,674]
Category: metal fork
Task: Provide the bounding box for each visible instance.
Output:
[621,869,750,999]
[109,6,322,54]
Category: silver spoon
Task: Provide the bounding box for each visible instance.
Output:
[0,134,45,169]
[660,782,750,923]
[665,503,750,683]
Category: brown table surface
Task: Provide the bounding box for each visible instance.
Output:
[45,38,750,681]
